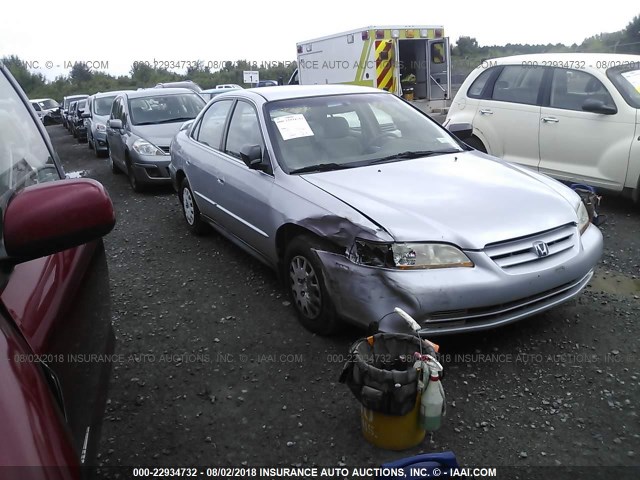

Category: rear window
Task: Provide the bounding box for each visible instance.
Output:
[607,66,640,109]
[490,65,544,105]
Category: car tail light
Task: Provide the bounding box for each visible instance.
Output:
[297,45,302,54]
[376,29,385,39]
[362,30,369,40]
[435,29,443,38]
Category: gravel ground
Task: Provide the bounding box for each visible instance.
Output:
[50,125,640,479]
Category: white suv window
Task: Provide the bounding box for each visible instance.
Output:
[550,68,616,111]
[491,65,544,105]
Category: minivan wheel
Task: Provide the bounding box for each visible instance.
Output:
[284,235,342,335]
[180,178,207,234]
[109,150,120,174]
[127,162,142,192]
[464,136,487,153]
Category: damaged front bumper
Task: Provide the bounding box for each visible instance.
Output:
[314,224,603,336]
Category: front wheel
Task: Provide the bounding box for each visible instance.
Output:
[109,150,120,174]
[127,162,143,192]
[284,235,342,335]
[180,178,208,235]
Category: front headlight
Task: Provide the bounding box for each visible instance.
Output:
[577,201,590,234]
[96,123,106,132]
[132,139,164,156]
[350,240,474,269]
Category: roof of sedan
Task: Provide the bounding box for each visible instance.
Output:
[124,87,199,99]
[238,84,387,102]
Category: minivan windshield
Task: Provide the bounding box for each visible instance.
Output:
[129,94,205,125]
[95,95,116,115]
[39,99,59,109]
[265,92,463,173]
[607,66,640,109]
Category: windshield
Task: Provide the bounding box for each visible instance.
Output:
[129,94,205,125]
[77,100,87,111]
[39,99,59,109]
[265,93,463,173]
[607,66,640,109]
[95,95,116,115]
[64,95,87,109]
[0,69,59,212]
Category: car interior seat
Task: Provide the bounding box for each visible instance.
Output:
[322,116,362,158]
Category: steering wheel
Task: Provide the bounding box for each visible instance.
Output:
[366,132,398,153]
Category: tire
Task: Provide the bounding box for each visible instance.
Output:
[108,150,121,174]
[127,161,142,192]
[464,136,487,153]
[88,133,94,150]
[180,178,207,235]
[284,235,342,335]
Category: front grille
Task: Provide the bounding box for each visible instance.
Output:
[158,146,170,154]
[484,224,576,270]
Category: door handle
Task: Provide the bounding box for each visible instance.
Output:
[542,117,559,123]
[217,177,225,185]
[479,109,493,115]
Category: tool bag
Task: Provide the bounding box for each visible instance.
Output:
[339,333,437,416]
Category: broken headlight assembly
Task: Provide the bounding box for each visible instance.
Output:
[349,239,474,269]
[577,201,590,234]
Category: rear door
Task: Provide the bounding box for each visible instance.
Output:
[538,67,635,190]
[427,38,450,100]
[185,99,235,220]
[471,64,545,169]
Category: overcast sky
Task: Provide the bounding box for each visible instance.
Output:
[2,0,638,80]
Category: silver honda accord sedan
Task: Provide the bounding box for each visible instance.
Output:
[169,85,603,336]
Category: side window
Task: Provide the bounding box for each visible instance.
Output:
[550,68,616,111]
[225,101,263,158]
[197,100,234,149]
[491,65,544,105]
[431,42,445,64]
[467,68,494,98]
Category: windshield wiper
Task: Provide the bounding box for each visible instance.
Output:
[290,163,358,174]
[155,117,195,124]
[369,149,462,164]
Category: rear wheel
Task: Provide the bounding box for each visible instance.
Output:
[284,235,342,335]
[464,136,487,153]
[180,178,207,234]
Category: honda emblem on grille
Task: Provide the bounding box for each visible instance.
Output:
[533,241,549,257]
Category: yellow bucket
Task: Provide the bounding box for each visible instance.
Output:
[360,393,425,450]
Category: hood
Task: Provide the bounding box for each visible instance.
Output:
[131,122,184,148]
[301,152,579,249]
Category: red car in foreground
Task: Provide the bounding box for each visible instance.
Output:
[0,61,116,479]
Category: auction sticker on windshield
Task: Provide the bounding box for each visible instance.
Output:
[273,114,314,140]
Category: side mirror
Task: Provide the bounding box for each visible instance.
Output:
[582,98,617,115]
[447,122,473,141]
[108,119,123,130]
[81,112,91,118]
[3,179,115,264]
[240,144,266,170]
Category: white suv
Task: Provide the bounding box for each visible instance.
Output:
[445,53,640,202]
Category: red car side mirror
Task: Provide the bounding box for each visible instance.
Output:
[4,178,116,263]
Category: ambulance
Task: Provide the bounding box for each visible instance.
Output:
[291,26,451,103]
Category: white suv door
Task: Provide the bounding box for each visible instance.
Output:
[471,65,545,169]
[538,68,636,191]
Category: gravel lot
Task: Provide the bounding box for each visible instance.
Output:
[49,125,640,479]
